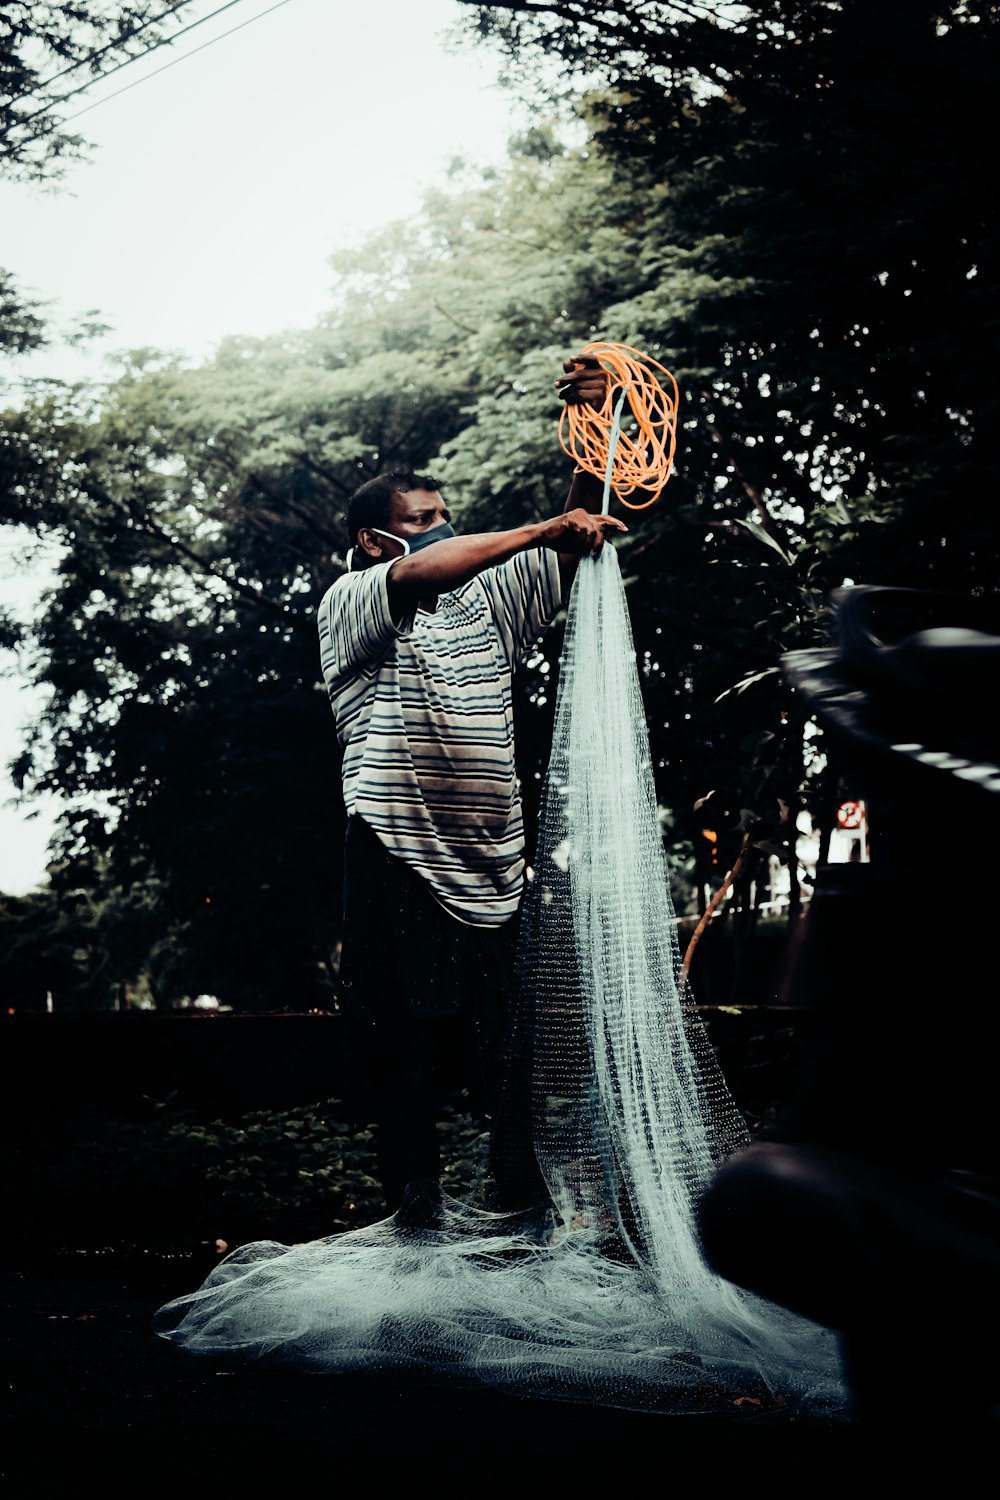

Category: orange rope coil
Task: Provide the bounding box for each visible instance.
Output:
[558,340,679,510]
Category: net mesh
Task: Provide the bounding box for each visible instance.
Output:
[155,546,848,1419]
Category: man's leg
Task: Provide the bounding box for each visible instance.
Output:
[369,1018,449,1214]
[338,816,472,1214]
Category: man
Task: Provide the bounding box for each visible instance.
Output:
[317,354,626,1216]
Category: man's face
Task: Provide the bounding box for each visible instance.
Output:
[386,488,452,544]
[359,488,453,561]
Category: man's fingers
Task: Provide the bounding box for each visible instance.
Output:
[557,354,609,404]
[559,514,629,555]
[557,368,605,384]
[565,508,628,533]
[556,379,609,405]
[590,516,629,553]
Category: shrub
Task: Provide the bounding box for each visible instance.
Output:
[9,1093,490,1250]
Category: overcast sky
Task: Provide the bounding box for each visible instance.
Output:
[0,0,535,894]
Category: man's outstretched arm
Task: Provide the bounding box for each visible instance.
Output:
[385,508,626,620]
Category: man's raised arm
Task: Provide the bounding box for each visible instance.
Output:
[555,353,617,574]
[384,350,626,618]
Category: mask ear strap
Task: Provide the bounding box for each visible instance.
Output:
[371,528,411,556]
[345,529,411,571]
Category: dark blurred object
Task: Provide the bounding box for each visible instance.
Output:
[698,585,1000,1432]
[782,583,1000,827]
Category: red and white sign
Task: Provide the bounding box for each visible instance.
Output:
[837,800,865,830]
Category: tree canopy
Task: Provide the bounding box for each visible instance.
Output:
[1,6,185,394]
[1,3,190,180]
[2,1,998,1009]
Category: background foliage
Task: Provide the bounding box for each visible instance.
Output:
[2,1,998,1010]
[8,1092,490,1246]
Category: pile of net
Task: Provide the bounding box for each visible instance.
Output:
[154,546,848,1420]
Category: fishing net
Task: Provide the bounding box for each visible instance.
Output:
[154,545,848,1419]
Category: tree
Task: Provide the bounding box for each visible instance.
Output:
[1,5,188,388]
[459,2,1000,574]
[1,2,190,180]
[0,270,46,357]
[6,0,1000,1002]
[1,300,487,1006]
[455,1,1000,958]
[6,137,701,1005]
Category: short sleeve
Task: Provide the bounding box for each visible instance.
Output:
[317,562,414,700]
[472,548,562,670]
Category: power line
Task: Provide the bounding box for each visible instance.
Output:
[1,0,249,141]
[3,1,196,112]
[1,0,255,146]
[52,0,297,135]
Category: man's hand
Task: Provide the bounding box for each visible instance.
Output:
[537,506,627,557]
[556,352,609,410]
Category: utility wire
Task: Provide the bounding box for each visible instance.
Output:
[2,0,248,139]
[51,0,296,135]
[3,1,196,112]
[1,0,255,145]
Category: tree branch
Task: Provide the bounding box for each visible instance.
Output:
[431,298,479,336]
[77,478,314,632]
[704,421,797,551]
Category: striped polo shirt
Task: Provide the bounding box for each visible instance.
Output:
[317,547,561,927]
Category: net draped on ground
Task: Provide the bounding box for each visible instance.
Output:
[155,546,848,1418]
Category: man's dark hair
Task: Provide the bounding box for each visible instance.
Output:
[346,465,443,546]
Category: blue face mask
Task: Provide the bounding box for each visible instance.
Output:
[347,521,456,570]
[389,521,457,555]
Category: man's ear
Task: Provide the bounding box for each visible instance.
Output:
[358,528,384,559]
